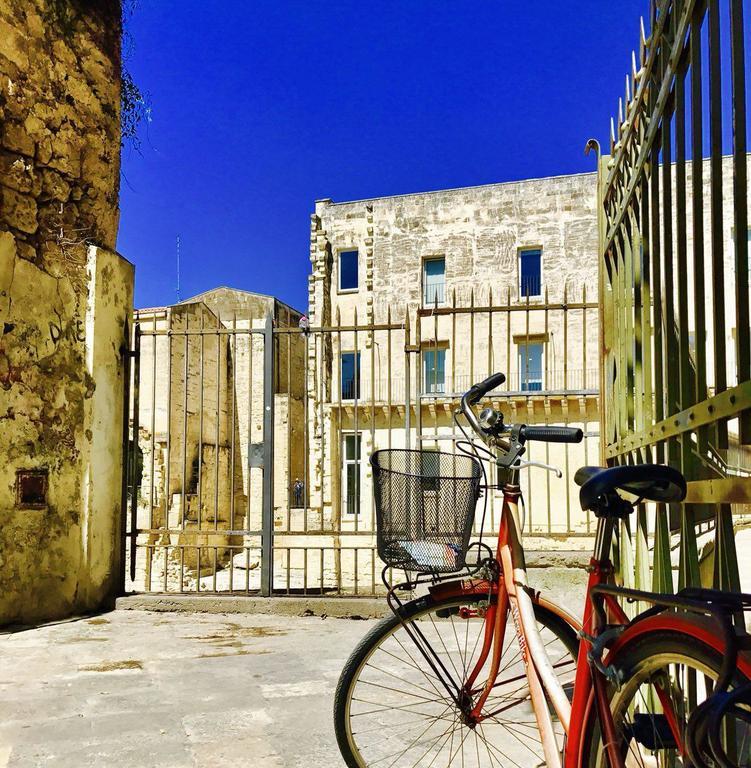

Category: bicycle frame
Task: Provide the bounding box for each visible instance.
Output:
[428,479,634,768]
[425,476,751,767]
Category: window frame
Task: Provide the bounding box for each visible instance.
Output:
[341,431,362,516]
[420,446,441,493]
[422,346,447,395]
[338,248,359,294]
[517,340,544,391]
[422,255,446,307]
[517,246,543,299]
[340,350,361,401]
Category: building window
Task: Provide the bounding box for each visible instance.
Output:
[420,447,440,492]
[518,343,543,391]
[341,352,361,400]
[423,257,446,306]
[339,250,358,291]
[342,433,361,515]
[519,248,542,298]
[423,348,446,394]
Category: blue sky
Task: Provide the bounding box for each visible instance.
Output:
[118,1,646,312]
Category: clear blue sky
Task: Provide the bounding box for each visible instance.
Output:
[118,0,646,312]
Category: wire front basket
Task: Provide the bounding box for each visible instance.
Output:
[371,449,482,574]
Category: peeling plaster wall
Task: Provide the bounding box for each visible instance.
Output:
[0,0,133,625]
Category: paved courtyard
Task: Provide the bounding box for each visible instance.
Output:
[0,609,374,767]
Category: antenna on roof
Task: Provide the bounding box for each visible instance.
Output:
[176,234,181,302]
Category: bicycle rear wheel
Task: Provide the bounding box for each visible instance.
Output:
[334,591,577,768]
[585,629,751,767]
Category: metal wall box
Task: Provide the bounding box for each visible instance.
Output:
[16,469,48,509]
[248,443,265,468]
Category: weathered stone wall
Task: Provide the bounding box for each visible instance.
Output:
[0,0,133,624]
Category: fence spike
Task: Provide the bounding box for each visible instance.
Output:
[640,17,647,63]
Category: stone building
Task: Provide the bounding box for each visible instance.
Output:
[129,287,304,592]
[306,160,747,559]
[0,0,133,623]
[299,171,602,594]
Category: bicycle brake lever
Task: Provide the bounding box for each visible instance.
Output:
[516,460,563,478]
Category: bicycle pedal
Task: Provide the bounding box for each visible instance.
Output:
[625,713,678,750]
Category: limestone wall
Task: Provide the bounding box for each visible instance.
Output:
[0,0,133,624]
[306,174,601,539]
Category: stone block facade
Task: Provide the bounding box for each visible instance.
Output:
[306,173,602,553]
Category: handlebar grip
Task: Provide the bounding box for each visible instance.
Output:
[465,373,506,405]
[522,425,583,443]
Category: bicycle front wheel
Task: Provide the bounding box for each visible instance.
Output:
[585,628,751,767]
[334,591,577,768]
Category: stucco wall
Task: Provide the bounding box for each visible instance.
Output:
[0,0,133,624]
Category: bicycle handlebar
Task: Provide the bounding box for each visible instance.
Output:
[459,373,584,448]
[460,373,505,436]
[464,373,506,406]
[521,425,583,444]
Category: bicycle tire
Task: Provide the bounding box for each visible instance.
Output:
[584,628,751,767]
[334,590,578,768]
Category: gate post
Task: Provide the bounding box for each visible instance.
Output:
[261,313,275,596]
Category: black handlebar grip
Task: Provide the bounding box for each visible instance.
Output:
[522,425,584,443]
[465,373,506,405]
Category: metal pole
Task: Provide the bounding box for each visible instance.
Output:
[261,313,275,596]
[117,316,133,596]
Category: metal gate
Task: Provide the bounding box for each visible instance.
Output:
[122,289,599,597]
[596,0,751,594]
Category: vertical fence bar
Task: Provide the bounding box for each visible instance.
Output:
[261,313,275,596]
[709,0,728,450]
[129,322,141,582]
[215,312,221,531]
[118,315,133,595]
[690,5,707,459]
[730,0,750,441]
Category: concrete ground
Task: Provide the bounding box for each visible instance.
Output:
[0,609,374,767]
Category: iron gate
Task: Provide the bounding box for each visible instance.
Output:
[122,289,599,597]
[596,0,751,594]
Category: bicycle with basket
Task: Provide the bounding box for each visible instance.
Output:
[334,372,751,768]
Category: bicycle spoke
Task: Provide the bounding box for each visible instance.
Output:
[339,597,575,767]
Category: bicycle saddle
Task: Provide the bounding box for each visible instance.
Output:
[575,464,686,511]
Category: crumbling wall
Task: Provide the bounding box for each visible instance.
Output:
[0,0,133,624]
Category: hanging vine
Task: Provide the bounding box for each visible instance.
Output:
[42,0,151,150]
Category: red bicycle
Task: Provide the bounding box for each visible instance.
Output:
[334,373,751,767]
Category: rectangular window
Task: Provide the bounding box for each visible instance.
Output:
[342,433,361,515]
[341,352,361,400]
[518,343,543,391]
[422,349,446,394]
[519,249,542,297]
[339,250,358,291]
[423,257,446,306]
[420,448,440,492]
